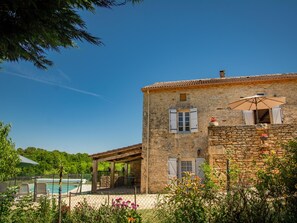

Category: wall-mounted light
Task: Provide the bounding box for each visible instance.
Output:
[197,148,201,157]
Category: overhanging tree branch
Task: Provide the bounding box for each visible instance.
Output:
[0,0,142,69]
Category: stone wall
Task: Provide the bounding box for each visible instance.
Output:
[141,79,297,193]
[208,124,297,185]
[130,160,141,186]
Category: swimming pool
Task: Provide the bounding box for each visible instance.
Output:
[30,183,78,194]
[47,183,78,194]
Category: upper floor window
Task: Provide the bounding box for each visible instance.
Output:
[169,108,198,133]
[178,112,190,132]
[243,106,283,125]
[180,93,187,101]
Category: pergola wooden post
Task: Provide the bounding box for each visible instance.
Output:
[91,159,98,193]
[124,163,128,185]
[110,161,115,188]
[89,143,142,193]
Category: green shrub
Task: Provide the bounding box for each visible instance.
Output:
[157,172,214,223]
[69,197,142,223]
[111,197,142,223]
[157,139,297,223]
[0,187,18,222]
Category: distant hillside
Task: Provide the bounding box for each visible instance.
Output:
[17,147,92,176]
[17,147,124,176]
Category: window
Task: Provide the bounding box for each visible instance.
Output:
[255,109,270,124]
[178,112,190,132]
[243,106,282,125]
[181,161,193,177]
[169,108,198,133]
[180,93,187,101]
[168,158,205,180]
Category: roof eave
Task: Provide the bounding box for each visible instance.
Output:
[141,73,297,92]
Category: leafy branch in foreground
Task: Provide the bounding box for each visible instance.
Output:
[0,0,141,69]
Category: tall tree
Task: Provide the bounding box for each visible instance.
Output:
[0,122,20,181]
[0,0,141,69]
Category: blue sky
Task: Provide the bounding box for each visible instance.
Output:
[1,0,297,154]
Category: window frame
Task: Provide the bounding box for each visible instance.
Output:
[178,111,190,133]
[180,93,187,102]
[180,161,192,177]
[243,107,283,125]
[178,158,195,178]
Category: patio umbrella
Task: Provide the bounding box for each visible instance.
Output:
[228,95,286,124]
[19,155,39,167]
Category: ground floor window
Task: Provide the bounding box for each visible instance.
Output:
[180,160,193,177]
[168,157,205,181]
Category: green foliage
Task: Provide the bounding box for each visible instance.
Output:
[0,122,20,181]
[17,146,126,176]
[64,197,142,223]
[111,197,142,223]
[17,147,92,175]
[138,209,160,223]
[157,172,212,223]
[0,187,18,222]
[0,192,58,223]
[70,199,113,223]
[157,139,297,223]
[0,0,141,69]
[0,194,142,223]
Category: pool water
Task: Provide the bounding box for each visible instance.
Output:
[47,184,78,194]
[30,183,78,194]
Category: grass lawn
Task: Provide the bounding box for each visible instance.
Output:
[138,209,160,223]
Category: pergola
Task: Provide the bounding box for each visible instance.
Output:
[90,143,142,193]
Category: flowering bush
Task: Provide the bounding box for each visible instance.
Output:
[112,197,141,223]
[157,140,297,223]
[157,171,217,223]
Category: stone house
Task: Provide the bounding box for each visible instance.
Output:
[140,72,297,193]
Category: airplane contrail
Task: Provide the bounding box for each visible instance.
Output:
[2,70,110,102]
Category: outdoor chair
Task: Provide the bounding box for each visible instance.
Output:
[35,183,48,196]
[0,182,8,193]
[18,183,30,196]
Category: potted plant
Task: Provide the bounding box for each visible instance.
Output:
[209,117,219,126]
[260,133,269,141]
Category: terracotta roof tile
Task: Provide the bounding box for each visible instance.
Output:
[141,73,297,92]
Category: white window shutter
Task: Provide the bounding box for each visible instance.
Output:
[195,158,205,181]
[272,106,282,124]
[169,109,177,133]
[243,110,255,125]
[190,108,198,132]
[168,158,177,180]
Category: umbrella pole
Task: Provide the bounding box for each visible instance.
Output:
[256,108,259,124]
[255,101,259,124]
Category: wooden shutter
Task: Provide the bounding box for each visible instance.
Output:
[195,158,205,181]
[272,106,282,124]
[168,158,177,180]
[190,108,198,133]
[243,110,255,125]
[169,109,177,133]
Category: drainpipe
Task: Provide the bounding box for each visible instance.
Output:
[146,90,150,194]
